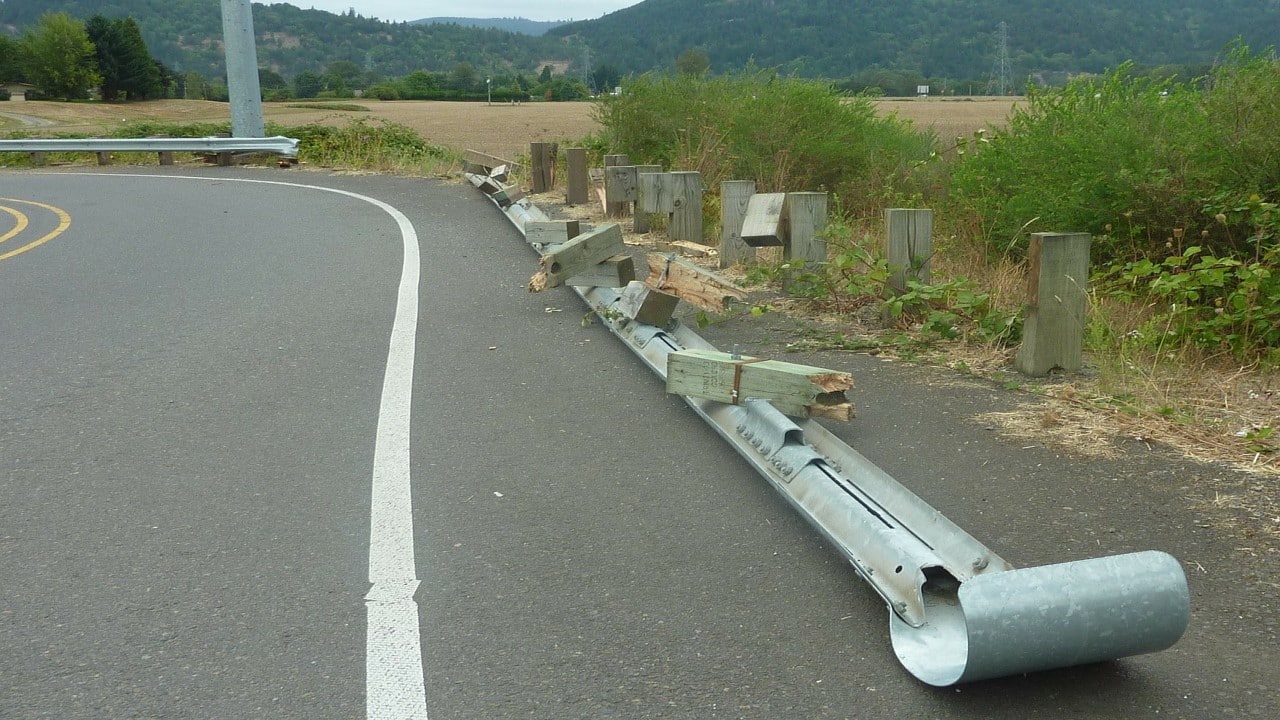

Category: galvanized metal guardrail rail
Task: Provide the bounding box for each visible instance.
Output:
[466,171,1190,686]
[0,136,300,159]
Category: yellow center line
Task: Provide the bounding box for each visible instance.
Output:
[0,205,30,244]
[0,198,72,262]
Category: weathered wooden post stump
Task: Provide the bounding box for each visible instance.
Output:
[1015,232,1091,377]
[632,164,662,233]
[719,180,757,268]
[782,192,828,293]
[885,208,934,294]
[603,154,630,217]
[669,171,703,244]
[565,148,589,205]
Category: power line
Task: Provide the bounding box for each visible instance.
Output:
[989,21,1011,96]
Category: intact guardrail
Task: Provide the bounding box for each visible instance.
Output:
[0,136,300,161]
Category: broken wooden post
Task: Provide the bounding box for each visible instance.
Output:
[29,151,47,166]
[96,151,112,166]
[670,171,703,243]
[782,192,828,293]
[530,142,557,193]
[565,148,589,205]
[566,255,636,289]
[525,220,581,249]
[720,180,757,268]
[158,151,175,166]
[639,172,674,215]
[632,164,661,233]
[666,348,855,421]
[646,252,748,313]
[885,208,934,294]
[529,223,625,292]
[605,165,638,219]
[617,280,680,325]
[465,149,519,177]
[740,192,787,247]
[1015,232,1091,377]
[603,154,630,217]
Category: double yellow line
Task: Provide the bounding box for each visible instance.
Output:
[0,198,72,261]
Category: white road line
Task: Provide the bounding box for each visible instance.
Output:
[60,173,429,718]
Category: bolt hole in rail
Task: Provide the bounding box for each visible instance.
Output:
[465,170,1189,686]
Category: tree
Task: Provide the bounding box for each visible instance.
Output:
[326,60,366,89]
[293,70,325,99]
[85,15,162,101]
[592,64,621,94]
[0,35,26,83]
[676,49,710,76]
[448,62,477,92]
[19,13,100,100]
[539,64,553,83]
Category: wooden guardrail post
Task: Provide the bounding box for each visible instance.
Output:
[1015,232,1091,377]
[530,142,557,193]
[603,154,630,217]
[782,192,828,292]
[719,180,756,268]
[605,164,638,220]
[29,151,46,166]
[885,208,934,293]
[633,164,661,233]
[565,147,588,205]
[670,171,703,243]
[96,151,112,166]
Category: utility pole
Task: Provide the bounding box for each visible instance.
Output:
[221,0,265,137]
[990,21,1011,96]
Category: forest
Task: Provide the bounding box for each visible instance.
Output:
[1,0,1277,94]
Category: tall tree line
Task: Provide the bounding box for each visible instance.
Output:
[1,12,172,100]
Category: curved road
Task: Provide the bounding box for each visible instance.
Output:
[1,167,1275,719]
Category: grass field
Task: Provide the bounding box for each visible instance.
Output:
[2,97,1020,160]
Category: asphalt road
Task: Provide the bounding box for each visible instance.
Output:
[1,167,1276,719]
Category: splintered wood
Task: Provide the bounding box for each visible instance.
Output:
[666,349,855,421]
[646,253,747,313]
[529,223,626,292]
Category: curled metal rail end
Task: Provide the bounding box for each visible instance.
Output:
[465,171,1191,686]
[890,550,1189,685]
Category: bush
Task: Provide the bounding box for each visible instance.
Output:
[593,69,933,216]
[948,46,1280,262]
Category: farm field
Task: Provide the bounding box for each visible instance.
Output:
[1,97,1020,160]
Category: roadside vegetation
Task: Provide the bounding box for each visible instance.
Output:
[592,53,1278,473]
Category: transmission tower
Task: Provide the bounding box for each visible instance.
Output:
[582,46,597,94]
[989,21,1011,96]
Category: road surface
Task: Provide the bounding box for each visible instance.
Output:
[1,167,1275,719]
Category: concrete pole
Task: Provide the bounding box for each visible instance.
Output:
[221,0,265,138]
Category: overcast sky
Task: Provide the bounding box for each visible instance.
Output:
[271,1,644,23]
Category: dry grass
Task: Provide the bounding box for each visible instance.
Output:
[5,96,1019,160]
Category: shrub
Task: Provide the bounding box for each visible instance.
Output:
[593,69,933,217]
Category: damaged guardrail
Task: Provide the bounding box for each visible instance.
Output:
[465,169,1190,686]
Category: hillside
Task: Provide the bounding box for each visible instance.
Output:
[1,0,1275,86]
[549,0,1280,81]
[0,0,577,79]
[411,17,568,36]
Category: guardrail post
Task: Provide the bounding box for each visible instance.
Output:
[29,151,46,166]
[565,148,588,205]
[96,151,112,166]
[783,192,827,292]
[603,154,630,217]
[530,142,557,193]
[670,171,703,244]
[632,164,661,233]
[885,208,934,294]
[158,151,175,166]
[1015,232,1091,377]
[720,180,756,268]
[605,164,638,220]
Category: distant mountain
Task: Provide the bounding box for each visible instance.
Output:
[548,0,1280,80]
[2,0,1275,86]
[411,17,568,36]
[0,0,576,79]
